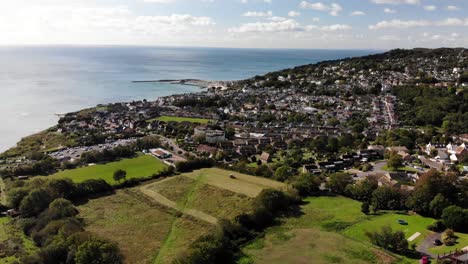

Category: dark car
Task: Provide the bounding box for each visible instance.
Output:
[433,239,442,246]
[397,219,408,225]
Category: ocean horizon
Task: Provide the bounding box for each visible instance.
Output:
[0,46,379,152]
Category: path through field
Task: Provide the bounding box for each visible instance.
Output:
[140,178,218,225]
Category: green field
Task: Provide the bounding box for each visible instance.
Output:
[242,196,400,264]
[77,168,280,264]
[241,196,442,264]
[382,165,419,173]
[78,186,214,264]
[45,155,168,185]
[428,232,468,255]
[182,168,288,198]
[147,116,211,124]
[343,212,435,246]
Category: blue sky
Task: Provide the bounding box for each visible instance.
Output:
[0,0,467,49]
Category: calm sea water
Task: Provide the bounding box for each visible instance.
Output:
[0,46,378,152]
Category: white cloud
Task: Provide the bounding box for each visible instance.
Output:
[318,24,352,31]
[379,35,401,41]
[242,11,273,17]
[370,0,420,5]
[384,8,397,13]
[350,11,366,16]
[228,19,301,33]
[299,2,342,16]
[370,18,468,29]
[369,19,430,29]
[446,5,459,11]
[288,11,300,17]
[423,5,436,12]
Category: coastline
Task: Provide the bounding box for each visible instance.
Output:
[132,79,230,89]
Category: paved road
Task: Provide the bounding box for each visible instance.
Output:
[417,232,441,258]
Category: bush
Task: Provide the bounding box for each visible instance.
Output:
[442,229,457,246]
[427,220,446,232]
[441,206,468,232]
[365,226,408,253]
[75,239,122,264]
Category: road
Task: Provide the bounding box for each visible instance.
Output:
[417,232,441,258]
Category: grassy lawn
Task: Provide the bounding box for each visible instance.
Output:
[182,168,288,198]
[147,116,211,124]
[241,196,400,264]
[428,232,468,255]
[343,212,435,246]
[241,196,439,264]
[382,165,419,173]
[45,155,167,185]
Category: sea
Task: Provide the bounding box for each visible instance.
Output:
[0,46,378,152]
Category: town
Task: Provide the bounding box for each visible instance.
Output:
[1,48,467,264]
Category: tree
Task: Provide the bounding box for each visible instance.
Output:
[371,186,405,211]
[113,170,127,183]
[429,194,450,218]
[75,239,122,264]
[326,173,353,194]
[365,226,408,253]
[291,173,321,197]
[387,152,403,171]
[346,178,378,201]
[20,189,52,217]
[274,166,291,182]
[407,169,458,216]
[361,202,370,215]
[441,206,468,232]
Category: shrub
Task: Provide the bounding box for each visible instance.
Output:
[427,220,446,232]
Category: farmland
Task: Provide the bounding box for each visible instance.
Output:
[45,155,167,185]
[146,116,211,124]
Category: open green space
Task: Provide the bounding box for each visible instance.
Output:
[78,189,175,264]
[182,168,288,198]
[44,155,167,185]
[382,165,419,173]
[343,212,435,246]
[1,130,76,157]
[241,196,439,264]
[428,232,468,255]
[147,116,211,124]
[241,196,398,264]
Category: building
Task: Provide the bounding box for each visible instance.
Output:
[259,152,272,164]
[150,148,172,159]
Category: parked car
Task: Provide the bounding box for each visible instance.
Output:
[433,239,442,246]
[397,219,408,225]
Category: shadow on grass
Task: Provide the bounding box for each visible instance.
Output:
[74,190,116,206]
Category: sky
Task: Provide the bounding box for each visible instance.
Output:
[0,0,467,49]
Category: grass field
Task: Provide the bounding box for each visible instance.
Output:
[46,155,167,185]
[147,116,211,124]
[79,189,175,264]
[182,168,288,198]
[241,196,399,264]
[241,196,441,264]
[428,232,468,255]
[343,212,435,246]
[382,165,419,173]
